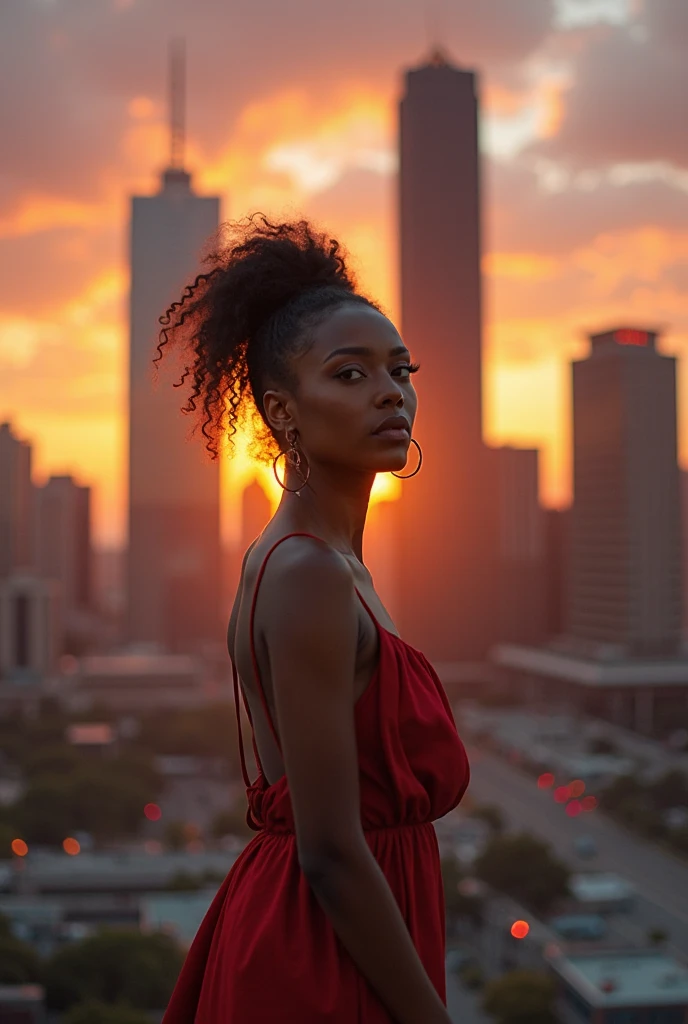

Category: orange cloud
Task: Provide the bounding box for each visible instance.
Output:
[483,252,560,280]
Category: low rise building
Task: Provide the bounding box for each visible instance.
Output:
[549,948,688,1023]
[61,652,209,713]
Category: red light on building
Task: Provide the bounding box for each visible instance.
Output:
[569,779,586,798]
[614,329,649,347]
[144,803,162,821]
[566,799,582,817]
[554,786,570,803]
[538,773,555,789]
[581,795,598,812]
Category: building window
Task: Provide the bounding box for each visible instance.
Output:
[647,1010,684,1024]
[604,1011,644,1024]
[14,593,29,667]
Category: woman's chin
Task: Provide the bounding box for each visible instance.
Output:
[373,455,409,475]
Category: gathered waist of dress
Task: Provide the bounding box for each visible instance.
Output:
[259,820,437,837]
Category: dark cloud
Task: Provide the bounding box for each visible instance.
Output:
[0,0,554,216]
[529,5,688,170]
[486,158,688,254]
[644,0,688,49]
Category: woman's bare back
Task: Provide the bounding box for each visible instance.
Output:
[227,528,400,786]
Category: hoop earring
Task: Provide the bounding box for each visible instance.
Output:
[272,432,311,497]
[391,437,423,479]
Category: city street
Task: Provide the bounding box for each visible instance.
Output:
[446,970,488,1024]
[465,745,688,955]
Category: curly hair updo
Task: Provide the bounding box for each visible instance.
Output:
[153,212,385,462]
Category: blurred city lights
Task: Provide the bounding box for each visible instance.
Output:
[511,920,530,939]
[554,785,570,803]
[63,837,80,855]
[538,773,555,789]
[566,799,582,817]
[569,779,586,798]
[11,839,28,857]
[581,795,598,812]
[144,802,162,821]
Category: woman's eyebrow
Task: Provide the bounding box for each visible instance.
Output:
[323,345,410,362]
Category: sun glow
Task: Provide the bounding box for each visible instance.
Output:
[221,414,402,547]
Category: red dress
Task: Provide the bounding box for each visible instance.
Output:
[162,532,470,1023]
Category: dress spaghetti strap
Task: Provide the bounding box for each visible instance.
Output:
[232,531,345,790]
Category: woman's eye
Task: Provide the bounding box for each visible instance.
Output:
[394,362,421,378]
[336,368,365,381]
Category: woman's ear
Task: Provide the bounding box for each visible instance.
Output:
[263,389,294,437]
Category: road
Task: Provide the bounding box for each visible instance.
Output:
[446,971,487,1024]
[465,746,688,955]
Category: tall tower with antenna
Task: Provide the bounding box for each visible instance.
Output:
[126,39,222,653]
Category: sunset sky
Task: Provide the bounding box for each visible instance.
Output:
[1,0,686,548]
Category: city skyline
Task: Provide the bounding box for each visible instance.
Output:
[1,1,687,547]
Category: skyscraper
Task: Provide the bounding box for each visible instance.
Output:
[493,446,547,646]
[568,327,682,656]
[0,421,34,578]
[34,474,92,619]
[126,42,221,653]
[395,49,498,662]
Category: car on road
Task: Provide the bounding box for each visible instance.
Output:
[550,913,608,941]
[570,872,636,914]
[573,834,598,859]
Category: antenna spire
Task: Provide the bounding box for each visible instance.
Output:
[169,37,186,171]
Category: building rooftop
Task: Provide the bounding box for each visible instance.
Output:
[66,723,115,746]
[492,644,688,687]
[550,949,688,1007]
[77,654,201,678]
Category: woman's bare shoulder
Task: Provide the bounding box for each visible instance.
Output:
[249,532,353,626]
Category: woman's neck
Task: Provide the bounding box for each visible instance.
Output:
[278,465,375,560]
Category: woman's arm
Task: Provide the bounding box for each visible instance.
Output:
[260,539,452,1024]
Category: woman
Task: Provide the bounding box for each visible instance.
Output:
[156,213,469,1023]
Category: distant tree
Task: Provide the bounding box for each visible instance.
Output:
[482,970,556,1024]
[647,770,688,811]
[15,778,74,845]
[23,744,84,781]
[137,704,237,761]
[111,752,162,797]
[0,934,43,984]
[621,801,663,839]
[62,1000,153,1024]
[668,828,688,856]
[587,736,617,755]
[64,770,152,842]
[167,870,203,892]
[471,804,505,835]
[475,834,569,914]
[0,822,20,859]
[441,854,484,929]
[601,774,645,812]
[163,820,188,852]
[647,927,668,946]
[44,928,183,1012]
[210,803,253,839]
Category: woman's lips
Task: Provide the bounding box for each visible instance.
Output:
[372,428,409,441]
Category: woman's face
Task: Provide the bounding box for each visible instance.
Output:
[267,302,418,476]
